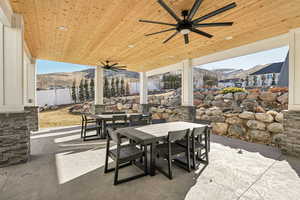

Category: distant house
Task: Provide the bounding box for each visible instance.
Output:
[247,62,283,87]
[218,78,242,88]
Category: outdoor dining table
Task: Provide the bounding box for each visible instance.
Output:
[115,121,208,176]
[90,113,143,139]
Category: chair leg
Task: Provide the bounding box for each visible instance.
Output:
[192,151,197,169]
[168,158,173,180]
[144,147,148,174]
[186,149,191,172]
[114,161,120,185]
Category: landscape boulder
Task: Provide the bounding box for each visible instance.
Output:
[239,111,255,120]
[267,123,284,133]
[275,113,284,123]
[247,120,266,130]
[277,93,288,104]
[255,113,274,123]
[259,92,277,102]
[212,123,228,135]
[248,130,270,142]
[228,124,246,137]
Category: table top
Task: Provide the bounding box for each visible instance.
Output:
[91,113,142,120]
[116,121,207,144]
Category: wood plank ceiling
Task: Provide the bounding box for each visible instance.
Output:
[9,0,299,72]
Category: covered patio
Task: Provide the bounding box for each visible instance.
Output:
[1,0,300,199]
[1,125,300,200]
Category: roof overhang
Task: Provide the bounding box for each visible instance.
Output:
[9,0,298,72]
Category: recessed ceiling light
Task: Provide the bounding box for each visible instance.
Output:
[225,36,233,40]
[128,44,135,48]
[57,26,67,31]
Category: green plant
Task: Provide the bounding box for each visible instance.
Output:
[71,80,77,103]
[221,87,246,94]
[84,79,89,100]
[90,78,95,99]
[79,79,85,102]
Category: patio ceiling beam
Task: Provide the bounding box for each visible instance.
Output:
[0,0,12,27]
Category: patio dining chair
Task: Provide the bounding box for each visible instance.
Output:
[155,129,191,180]
[176,127,209,169]
[81,114,102,141]
[128,114,147,126]
[113,111,126,114]
[112,115,129,130]
[195,120,212,152]
[104,128,148,185]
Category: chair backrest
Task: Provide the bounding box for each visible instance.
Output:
[101,111,114,114]
[113,115,127,122]
[107,128,120,144]
[128,114,142,126]
[114,111,126,114]
[195,119,211,125]
[191,127,207,138]
[151,119,167,124]
[168,129,190,142]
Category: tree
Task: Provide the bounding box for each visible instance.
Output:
[79,79,85,102]
[115,77,120,96]
[271,73,276,85]
[261,75,266,86]
[203,75,218,88]
[104,76,110,98]
[253,76,258,86]
[84,79,89,100]
[245,76,249,87]
[90,79,94,100]
[120,78,125,96]
[71,80,77,103]
[125,81,130,96]
[111,77,116,97]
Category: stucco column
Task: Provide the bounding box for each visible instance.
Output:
[24,59,37,106]
[139,72,149,114]
[0,14,24,112]
[93,66,104,114]
[182,59,194,106]
[179,59,195,122]
[282,28,300,157]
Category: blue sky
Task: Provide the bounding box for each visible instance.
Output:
[37,46,289,74]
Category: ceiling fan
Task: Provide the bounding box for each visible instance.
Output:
[97,60,127,71]
[139,0,236,44]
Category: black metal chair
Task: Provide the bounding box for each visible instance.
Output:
[155,129,191,180]
[112,115,129,130]
[104,128,148,185]
[142,113,152,124]
[101,111,114,114]
[151,119,167,124]
[128,114,149,126]
[195,119,211,152]
[114,111,126,114]
[176,127,209,169]
[81,114,102,141]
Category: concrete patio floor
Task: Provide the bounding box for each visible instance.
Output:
[1,126,300,200]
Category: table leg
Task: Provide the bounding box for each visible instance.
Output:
[102,120,107,139]
[150,142,156,176]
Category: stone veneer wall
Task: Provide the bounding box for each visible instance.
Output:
[24,106,39,132]
[282,110,300,157]
[0,112,30,167]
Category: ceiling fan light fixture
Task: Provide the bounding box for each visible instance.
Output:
[128,44,135,48]
[180,29,190,35]
[225,36,233,40]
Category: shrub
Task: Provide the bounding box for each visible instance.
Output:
[221,87,246,94]
[269,87,288,93]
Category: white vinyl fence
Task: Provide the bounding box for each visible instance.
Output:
[37,88,73,106]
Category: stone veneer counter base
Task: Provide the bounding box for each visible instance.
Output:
[283,110,300,157]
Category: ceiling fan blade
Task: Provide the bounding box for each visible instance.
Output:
[145,28,177,36]
[157,0,181,22]
[188,0,203,21]
[111,63,118,67]
[184,34,189,44]
[101,62,106,66]
[114,66,127,68]
[192,2,237,24]
[139,19,177,26]
[163,31,179,44]
[194,22,234,27]
[191,28,213,38]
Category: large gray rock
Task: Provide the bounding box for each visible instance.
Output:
[205,94,215,101]
[267,123,284,133]
[241,99,258,112]
[212,123,228,135]
[275,113,284,123]
[259,92,277,102]
[234,92,247,101]
[228,124,246,136]
[255,113,274,123]
[208,115,226,123]
[247,120,266,130]
[223,93,233,99]
[272,134,286,145]
[277,93,288,104]
[215,94,224,100]
[226,117,242,125]
[266,110,279,117]
[248,130,270,142]
[239,111,255,120]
